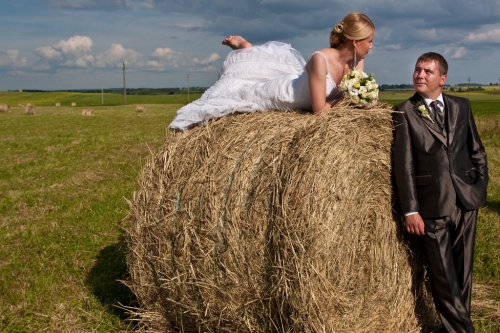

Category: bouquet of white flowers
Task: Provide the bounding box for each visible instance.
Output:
[339,69,379,106]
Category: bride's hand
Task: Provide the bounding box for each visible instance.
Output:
[362,99,378,110]
[313,96,344,115]
[328,96,344,108]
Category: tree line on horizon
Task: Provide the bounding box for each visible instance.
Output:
[6,83,498,94]
[7,87,209,95]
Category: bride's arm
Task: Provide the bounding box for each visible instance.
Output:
[306,54,331,115]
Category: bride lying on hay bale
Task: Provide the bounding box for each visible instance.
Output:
[168,13,376,132]
[123,102,438,332]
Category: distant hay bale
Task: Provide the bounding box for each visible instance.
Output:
[25,104,36,115]
[0,103,11,113]
[56,102,61,107]
[71,102,76,107]
[136,105,146,112]
[81,109,94,116]
[124,103,435,333]
[18,103,24,108]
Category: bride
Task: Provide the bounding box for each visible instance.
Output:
[168,12,375,132]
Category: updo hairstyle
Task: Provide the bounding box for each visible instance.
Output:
[330,12,375,48]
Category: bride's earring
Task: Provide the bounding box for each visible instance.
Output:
[353,47,357,69]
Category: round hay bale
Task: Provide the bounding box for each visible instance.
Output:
[18,103,24,108]
[71,102,76,107]
[124,103,433,332]
[0,103,11,113]
[25,104,36,115]
[136,105,146,112]
[56,102,61,107]
[82,109,94,116]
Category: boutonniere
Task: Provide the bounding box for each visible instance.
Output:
[415,103,434,123]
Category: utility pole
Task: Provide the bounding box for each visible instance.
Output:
[123,62,127,104]
[187,74,190,103]
[467,77,470,99]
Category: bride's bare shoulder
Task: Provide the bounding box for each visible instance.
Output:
[315,48,339,56]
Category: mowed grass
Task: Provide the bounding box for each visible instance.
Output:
[0,92,498,332]
[0,104,177,332]
[0,91,202,107]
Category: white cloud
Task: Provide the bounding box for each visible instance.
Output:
[384,44,401,50]
[146,47,186,70]
[165,23,205,30]
[189,65,218,72]
[152,47,181,58]
[0,50,30,69]
[54,35,93,55]
[145,60,163,68]
[95,43,142,68]
[44,0,132,10]
[35,46,62,60]
[146,47,219,72]
[141,0,154,9]
[35,35,94,68]
[466,28,500,43]
[416,28,438,40]
[193,53,220,65]
[444,46,468,59]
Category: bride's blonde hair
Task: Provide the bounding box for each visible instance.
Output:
[330,12,375,47]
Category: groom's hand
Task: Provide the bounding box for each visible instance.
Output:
[404,213,425,235]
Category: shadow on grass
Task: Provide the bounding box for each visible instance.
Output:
[485,200,500,214]
[85,237,136,320]
[391,205,442,333]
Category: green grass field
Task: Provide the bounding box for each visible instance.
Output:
[0,92,498,332]
[0,91,203,107]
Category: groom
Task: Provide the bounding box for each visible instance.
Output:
[392,52,488,333]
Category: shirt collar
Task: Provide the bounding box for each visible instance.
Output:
[423,94,444,108]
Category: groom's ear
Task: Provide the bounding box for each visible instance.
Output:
[440,74,447,86]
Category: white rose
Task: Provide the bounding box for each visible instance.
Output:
[349,88,359,96]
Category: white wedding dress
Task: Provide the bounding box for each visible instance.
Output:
[168,41,341,132]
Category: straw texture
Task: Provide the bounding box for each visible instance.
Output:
[124,103,433,332]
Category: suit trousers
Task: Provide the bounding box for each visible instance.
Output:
[422,205,477,333]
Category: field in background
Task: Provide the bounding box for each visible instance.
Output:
[481,85,500,92]
[380,89,500,103]
[0,92,498,332]
[0,91,203,107]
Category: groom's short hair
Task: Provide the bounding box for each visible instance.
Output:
[416,52,448,75]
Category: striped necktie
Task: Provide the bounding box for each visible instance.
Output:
[430,100,444,130]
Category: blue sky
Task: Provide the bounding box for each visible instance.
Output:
[1,0,500,90]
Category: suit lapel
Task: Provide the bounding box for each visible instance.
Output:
[410,93,447,146]
[443,94,457,145]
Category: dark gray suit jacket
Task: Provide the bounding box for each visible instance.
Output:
[392,92,488,218]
